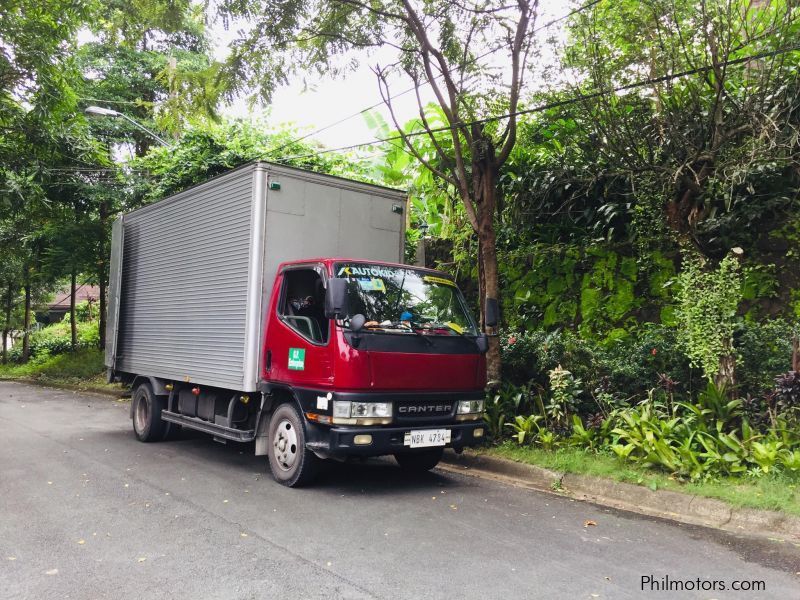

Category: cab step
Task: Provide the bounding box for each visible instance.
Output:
[161,411,255,442]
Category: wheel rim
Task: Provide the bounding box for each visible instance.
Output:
[134,394,149,433]
[272,418,299,472]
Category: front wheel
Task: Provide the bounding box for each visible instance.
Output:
[394,447,444,472]
[267,403,319,487]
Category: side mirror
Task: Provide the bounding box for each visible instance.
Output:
[324,278,349,319]
[476,333,489,354]
[485,297,499,329]
[350,314,366,333]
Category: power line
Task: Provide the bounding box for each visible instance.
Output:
[262,0,603,157]
[271,43,800,164]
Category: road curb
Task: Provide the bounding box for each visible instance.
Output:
[0,377,126,399]
[440,450,800,541]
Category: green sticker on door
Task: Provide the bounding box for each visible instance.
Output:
[288,348,306,370]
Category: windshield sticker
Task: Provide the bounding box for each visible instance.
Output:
[423,275,456,287]
[357,278,386,292]
[288,348,305,371]
[338,265,399,278]
[446,322,465,334]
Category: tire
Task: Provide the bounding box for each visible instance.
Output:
[132,382,167,442]
[267,403,319,487]
[161,421,181,441]
[394,447,444,472]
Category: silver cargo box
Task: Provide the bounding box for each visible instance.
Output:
[105,162,406,391]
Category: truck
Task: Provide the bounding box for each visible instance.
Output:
[105,161,492,486]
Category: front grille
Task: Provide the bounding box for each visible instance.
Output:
[395,400,454,421]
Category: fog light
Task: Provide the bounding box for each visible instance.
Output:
[354,434,372,445]
[473,428,484,438]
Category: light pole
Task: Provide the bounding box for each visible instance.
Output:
[84,105,170,147]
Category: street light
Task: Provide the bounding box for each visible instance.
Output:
[84,105,170,147]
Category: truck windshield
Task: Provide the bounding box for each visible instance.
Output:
[335,263,477,336]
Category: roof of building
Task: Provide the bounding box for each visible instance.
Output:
[48,285,101,310]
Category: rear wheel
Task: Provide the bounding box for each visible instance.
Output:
[267,403,319,487]
[132,382,167,442]
[394,448,444,472]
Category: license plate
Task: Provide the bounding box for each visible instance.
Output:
[404,428,451,448]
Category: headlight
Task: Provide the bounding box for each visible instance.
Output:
[456,399,484,421]
[332,401,392,425]
[457,399,485,414]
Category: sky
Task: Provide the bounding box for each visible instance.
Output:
[210,0,568,150]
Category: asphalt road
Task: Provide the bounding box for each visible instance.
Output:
[1,381,798,600]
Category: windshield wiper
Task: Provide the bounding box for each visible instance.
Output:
[409,321,434,346]
[424,322,467,335]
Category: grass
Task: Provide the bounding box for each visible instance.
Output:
[0,348,124,394]
[486,442,800,517]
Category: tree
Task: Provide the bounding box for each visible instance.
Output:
[550,0,800,257]
[76,0,228,348]
[218,0,539,379]
[131,119,376,201]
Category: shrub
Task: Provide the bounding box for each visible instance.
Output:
[62,300,100,324]
[675,252,743,382]
[8,321,99,362]
[774,371,800,423]
[735,318,798,397]
[596,323,699,402]
[500,328,599,390]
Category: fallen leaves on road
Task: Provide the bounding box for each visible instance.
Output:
[584,520,597,528]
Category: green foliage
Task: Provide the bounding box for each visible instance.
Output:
[0,347,107,383]
[8,321,99,362]
[735,319,799,396]
[131,120,377,205]
[505,414,543,446]
[675,253,744,381]
[546,366,582,430]
[484,383,529,440]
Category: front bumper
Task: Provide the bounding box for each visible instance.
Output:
[305,420,487,457]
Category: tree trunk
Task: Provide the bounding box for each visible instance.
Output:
[474,156,502,384]
[715,347,736,393]
[481,224,501,383]
[22,278,31,362]
[2,282,11,364]
[99,200,108,350]
[70,269,77,351]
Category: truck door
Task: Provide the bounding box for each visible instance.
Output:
[265,265,334,388]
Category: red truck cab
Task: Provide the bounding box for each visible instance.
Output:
[259,258,488,484]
